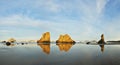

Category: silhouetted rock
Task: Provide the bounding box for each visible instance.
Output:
[56,43,75,52]
[6,42,11,46]
[37,32,50,43]
[8,38,16,43]
[38,43,50,54]
[56,34,75,43]
[1,41,6,43]
[86,42,90,44]
[21,43,24,45]
[98,34,105,44]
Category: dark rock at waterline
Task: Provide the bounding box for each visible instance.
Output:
[98,34,106,44]
[1,41,6,43]
[6,42,11,46]
[86,42,90,44]
[21,43,24,45]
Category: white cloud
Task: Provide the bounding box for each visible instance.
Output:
[96,0,109,14]
[0,15,49,28]
[0,14,99,41]
[0,30,13,33]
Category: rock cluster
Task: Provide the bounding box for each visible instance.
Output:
[56,34,75,43]
[37,32,50,43]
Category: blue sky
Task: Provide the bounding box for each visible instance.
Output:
[0,0,120,41]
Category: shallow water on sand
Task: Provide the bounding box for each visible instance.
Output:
[0,42,120,65]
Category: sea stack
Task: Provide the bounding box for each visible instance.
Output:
[56,34,75,43]
[37,32,50,43]
[98,34,105,44]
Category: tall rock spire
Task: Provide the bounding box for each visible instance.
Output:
[98,34,105,44]
[37,32,50,43]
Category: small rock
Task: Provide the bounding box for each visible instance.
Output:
[21,43,24,45]
[2,41,6,43]
[86,42,90,44]
[6,42,11,46]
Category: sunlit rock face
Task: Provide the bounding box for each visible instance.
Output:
[98,34,105,44]
[8,38,16,43]
[37,32,50,43]
[38,43,50,54]
[56,34,75,43]
[56,43,75,52]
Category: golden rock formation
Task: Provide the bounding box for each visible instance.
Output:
[38,43,50,54]
[56,34,75,43]
[8,38,16,43]
[98,34,105,44]
[37,32,50,43]
[56,43,75,52]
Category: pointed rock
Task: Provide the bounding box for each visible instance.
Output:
[56,34,75,43]
[37,32,50,43]
[98,34,105,44]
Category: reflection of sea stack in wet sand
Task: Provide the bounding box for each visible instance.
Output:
[38,44,50,54]
[99,45,104,52]
[37,32,50,43]
[56,34,75,43]
[56,43,75,52]
[98,34,105,44]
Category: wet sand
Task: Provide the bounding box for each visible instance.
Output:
[0,42,120,65]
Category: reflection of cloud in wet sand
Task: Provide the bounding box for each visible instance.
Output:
[56,43,75,52]
[38,43,50,54]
